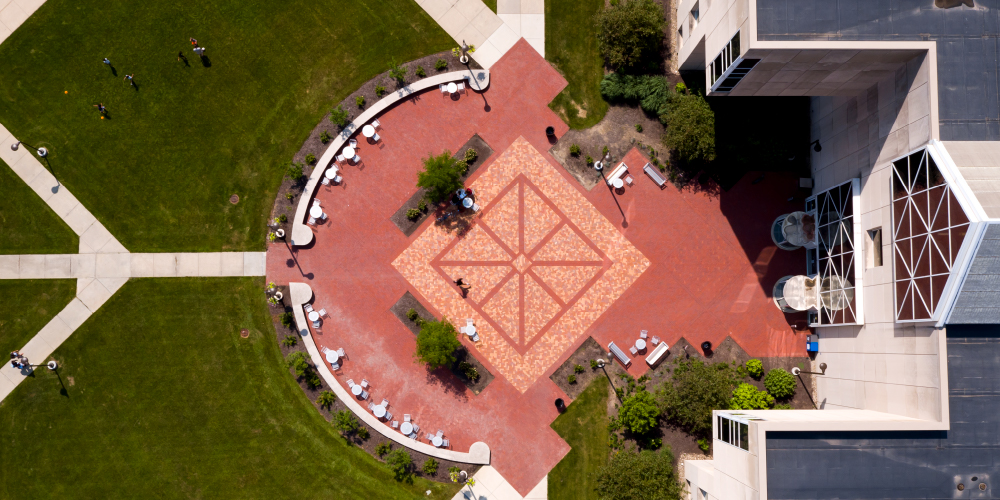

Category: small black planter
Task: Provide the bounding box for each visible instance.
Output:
[545,126,555,137]
[555,398,566,413]
[701,341,713,356]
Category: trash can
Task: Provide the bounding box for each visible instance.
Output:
[806,334,819,353]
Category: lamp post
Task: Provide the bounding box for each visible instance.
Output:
[596,357,624,404]
[792,363,827,376]
[594,153,627,225]
[11,140,47,158]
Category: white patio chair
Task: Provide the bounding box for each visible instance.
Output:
[426,433,435,440]
[351,154,360,163]
[349,138,357,148]
[466,319,474,327]
[371,119,381,129]
[368,402,376,410]
[384,411,392,421]
[347,379,355,387]
[442,439,449,448]
[312,319,321,329]
[312,199,321,207]
[391,420,399,429]
[436,430,443,438]
[411,423,419,433]
[360,379,369,388]
[381,398,390,407]
[330,361,340,370]
[625,175,634,186]
[307,217,316,226]
[360,390,369,399]
[457,82,465,92]
[439,84,447,93]
[304,304,314,312]
[640,330,648,339]
[629,346,638,355]
[321,177,330,186]
[321,346,332,354]
[459,326,469,335]
[336,347,345,357]
[472,333,480,342]
[336,154,345,163]
[372,132,381,142]
[651,336,660,345]
[333,175,342,184]
[471,203,480,212]
[319,309,328,318]
[320,212,328,220]
[404,414,411,422]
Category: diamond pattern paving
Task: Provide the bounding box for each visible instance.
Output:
[523,186,561,253]
[440,265,511,303]
[524,274,561,344]
[534,224,601,262]
[484,186,521,253]
[532,265,603,303]
[442,225,511,262]
[483,275,520,339]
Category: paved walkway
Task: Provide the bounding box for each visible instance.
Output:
[415,0,543,69]
[0,0,42,44]
[451,466,547,500]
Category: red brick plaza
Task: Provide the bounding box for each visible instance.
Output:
[266,40,806,495]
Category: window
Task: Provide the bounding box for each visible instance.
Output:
[710,31,740,86]
[690,2,700,31]
[709,31,759,93]
[892,149,970,321]
[815,181,859,324]
[866,228,883,268]
[716,415,749,451]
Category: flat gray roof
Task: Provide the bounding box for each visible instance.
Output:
[756,0,1000,140]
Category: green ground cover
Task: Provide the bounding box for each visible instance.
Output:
[549,375,609,500]
[0,159,77,254]
[545,0,608,129]
[0,279,75,356]
[0,0,451,252]
[0,278,459,498]
[484,0,498,13]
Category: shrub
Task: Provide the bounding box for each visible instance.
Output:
[286,162,304,181]
[661,92,716,163]
[356,96,365,108]
[388,60,407,83]
[746,359,764,379]
[329,105,349,127]
[464,148,478,163]
[319,130,332,144]
[375,85,386,97]
[773,403,793,409]
[594,0,666,70]
[333,410,359,434]
[415,65,427,77]
[277,214,288,223]
[281,335,297,347]
[600,73,673,116]
[406,308,419,321]
[448,466,461,476]
[459,361,479,382]
[644,437,662,450]
[406,208,421,221]
[375,442,392,458]
[596,448,680,500]
[417,151,465,203]
[697,438,710,453]
[635,123,643,133]
[286,351,311,377]
[417,199,427,211]
[454,160,469,176]
[569,144,581,156]
[590,359,599,369]
[435,59,448,71]
[730,382,775,410]
[568,374,577,384]
[574,364,585,374]
[655,359,738,438]
[279,312,294,328]
[602,145,609,156]
[357,427,369,440]
[585,155,594,165]
[317,390,336,410]
[619,390,660,435]
[675,82,687,94]
[414,319,462,369]
[764,368,796,399]
[285,192,295,200]
[422,458,439,475]
[385,449,413,482]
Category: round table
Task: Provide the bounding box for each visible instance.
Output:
[400,422,413,435]
[342,146,355,159]
[309,206,323,218]
[447,82,458,94]
[432,436,443,447]
[325,351,339,363]
[362,125,375,138]
[325,167,338,180]
[351,384,363,396]
[635,338,646,351]
[466,325,477,337]
[612,178,624,189]
[463,197,473,208]
[308,311,320,322]
[373,405,386,418]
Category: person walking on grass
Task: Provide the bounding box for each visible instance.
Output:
[103,57,111,66]
[190,37,199,47]
[177,51,188,64]
[123,73,136,88]
[93,102,107,115]
[193,46,206,57]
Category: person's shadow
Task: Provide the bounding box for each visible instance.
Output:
[200,55,212,67]
[110,65,118,76]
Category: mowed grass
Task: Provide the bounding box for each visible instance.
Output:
[545,0,608,129]
[548,375,609,500]
[484,0,498,13]
[0,278,460,498]
[0,159,77,254]
[0,279,76,356]
[0,0,452,252]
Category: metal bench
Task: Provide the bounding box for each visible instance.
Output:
[645,342,670,368]
[643,162,667,188]
[608,341,631,367]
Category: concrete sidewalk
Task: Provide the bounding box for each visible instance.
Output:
[414,0,544,68]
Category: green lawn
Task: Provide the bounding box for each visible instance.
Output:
[0,279,76,356]
[549,375,609,500]
[484,0,498,13]
[545,0,608,129]
[0,278,459,498]
[0,0,451,252]
[0,159,77,254]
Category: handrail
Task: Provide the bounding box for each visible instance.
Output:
[287,282,491,464]
[290,69,491,247]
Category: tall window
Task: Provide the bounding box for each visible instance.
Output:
[717,415,749,451]
[816,181,858,324]
[892,149,970,321]
[710,31,740,87]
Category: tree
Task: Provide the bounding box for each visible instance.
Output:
[385,449,414,482]
[414,319,462,369]
[661,92,716,163]
[316,390,336,410]
[333,410,359,434]
[729,383,775,410]
[764,368,796,399]
[594,0,666,71]
[596,448,681,500]
[654,359,737,439]
[416,151,464,203]
[618,390,660,435]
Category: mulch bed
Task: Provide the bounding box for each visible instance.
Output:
[265,291,481,483]
[549,337,631,400]
[390,134,495,236]
[390,291,437,335]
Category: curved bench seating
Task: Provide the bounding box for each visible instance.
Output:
[290,69,491,247]
[287,282,491,464]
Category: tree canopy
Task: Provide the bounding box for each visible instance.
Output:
[618,390,661,435]
[596,448,681,500]
[594,0,666,71]
[764,368,796,399]
[661,92,716,164]
[729,382,775,410]
[417,151,464,203]
[414,318,462,369]
[654,359,737,438]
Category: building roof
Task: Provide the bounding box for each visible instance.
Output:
[755,0,1000,141]
[949,224,1000,324]
[765,326,1000,497]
